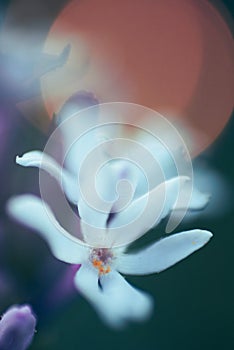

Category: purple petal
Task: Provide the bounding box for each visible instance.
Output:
[0,305,36,350]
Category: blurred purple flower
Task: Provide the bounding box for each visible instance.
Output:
[46,264,80,307]
[0,305,36,350]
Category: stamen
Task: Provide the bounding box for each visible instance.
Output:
[90,248,113,275]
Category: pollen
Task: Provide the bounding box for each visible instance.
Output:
[90,248,113,275]
[92,259,102,268]
[92,260,111,275]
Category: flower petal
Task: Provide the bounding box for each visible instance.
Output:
[103,176,190,247]
[189,187,211,210]
[56,91,99,175]
[116,229,213,275]
[173,182,210,211]
[7,195,87,264]
[16,151,78,204]
[166,183,211,233]
[74,264,153,329]
[100,270,153,326]
[128,128,188,198]
[78,160,115,229]
[132,142,177,199]
[0,305,36,350]
[56,104,103,179]
[78,160,115,246]
[78,159,133,246]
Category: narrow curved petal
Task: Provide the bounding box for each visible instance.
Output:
[104,176,190,247]
[74,264,153,329]
[173,183,211,211]
[7,195,87,264]
[166,184,211,233]
[116,229,213,275]
[16,151,78,204]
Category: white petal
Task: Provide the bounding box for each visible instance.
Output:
[189,187,210,210]
[74,264,153,329]
[116,229,213,275]
[56,92,102,177]
[56,107,104,178]
[133,143,177,198]
[166,183,211,233]
[130,129,187,198]
[173,182,210,211]
[100,270,153,325]
[16,151,78,204]
[78,160,115,229]
[7,195,87,264]
[104,176,190,247]
[57,101,126,183]
[96,159,135,204]
[77,162,114,246]
[78,159,133,246]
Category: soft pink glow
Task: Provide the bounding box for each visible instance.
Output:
[41,0,234,156]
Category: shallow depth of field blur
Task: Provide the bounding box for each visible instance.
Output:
[0,0,233,349]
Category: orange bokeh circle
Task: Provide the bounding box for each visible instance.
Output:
[41,0,234,155]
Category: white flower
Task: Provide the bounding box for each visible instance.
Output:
[7,104,212,328]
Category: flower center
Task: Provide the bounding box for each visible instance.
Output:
[90,248,113,275]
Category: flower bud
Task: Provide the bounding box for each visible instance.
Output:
[0,305,36,350]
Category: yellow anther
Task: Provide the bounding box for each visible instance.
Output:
[99,266,105,274]
[105,266,111,274]
[92,259,102,268]
[90,248,113,275]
